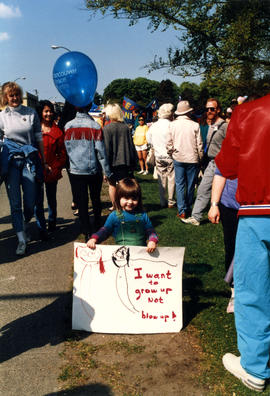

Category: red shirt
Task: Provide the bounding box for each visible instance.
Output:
[215,94,270,216]
[42,123,66,183]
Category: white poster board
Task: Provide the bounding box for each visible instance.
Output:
[72,243,185,334]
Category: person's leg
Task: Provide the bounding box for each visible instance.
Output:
[191,160,216,221]
[21,162,36,226]
[234,216,270,379]
[45,181,58,229]
[142,150,148,172]
[166,159,176,207]
[219,203,239,274]
[69,174,91,236]
[34,181,47,230]
[5,160,24,234]
[88,173,103,230]
[137,150,144,172]
[173,160,186,215]
[185,163,199,215]
[155,157,168,207]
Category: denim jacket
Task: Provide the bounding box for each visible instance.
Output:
[64,113,112,177]
[0,138,43,183]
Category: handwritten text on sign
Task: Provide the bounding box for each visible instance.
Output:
[72,244,184,334]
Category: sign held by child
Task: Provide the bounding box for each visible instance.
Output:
[72,243,184,333]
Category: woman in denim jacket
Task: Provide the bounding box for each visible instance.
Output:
[0,82,47,255]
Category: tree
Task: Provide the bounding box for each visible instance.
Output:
[103,78,131,104]
[156,79,179,105]
[179,82,200,108]
[85,0,270,91]
[94,91,103,105]
[103,77,159,106]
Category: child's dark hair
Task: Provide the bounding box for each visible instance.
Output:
[115,178,143,212]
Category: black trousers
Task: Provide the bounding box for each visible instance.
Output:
[69,172,103,235]
[219,203,239,282]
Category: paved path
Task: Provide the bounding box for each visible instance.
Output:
[0,172,79,396]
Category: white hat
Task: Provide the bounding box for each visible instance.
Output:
[158,103,174,119]
[175,100,193,115]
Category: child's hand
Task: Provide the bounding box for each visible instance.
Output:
[87,238,97,249]
[147,241,156,253]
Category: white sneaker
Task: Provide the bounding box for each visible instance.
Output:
[180,216,200,226]
[137,170,144,174]
[143,170,149,175]
[16,241,26,256]
[222,353,265,392]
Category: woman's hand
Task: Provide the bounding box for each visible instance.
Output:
[208,206,220,224]
[87,238,97,249]
[147,241,156,253]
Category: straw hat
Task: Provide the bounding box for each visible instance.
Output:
[175,100,193,115]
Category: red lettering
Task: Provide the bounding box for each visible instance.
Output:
[148,296,164,303]
[135,289,141,300]
[172,311,177,320]
[160,288,173,294]
[166,270,172,279]
[148,280,159,285]
[141,311,158,319]
[134,267,143,279]
[146,273,153,278]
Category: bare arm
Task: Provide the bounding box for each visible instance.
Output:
[208,174,226,224]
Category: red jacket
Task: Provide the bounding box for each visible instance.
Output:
[43,123,66,183]
[215,94,270,215]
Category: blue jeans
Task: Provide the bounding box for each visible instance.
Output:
[5,158,36,233]
[35,181,58,230]
[173,161,199,215]
[234,216,270,379]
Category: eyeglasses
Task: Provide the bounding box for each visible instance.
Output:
[139,119,144,121]
[205,107,217,112]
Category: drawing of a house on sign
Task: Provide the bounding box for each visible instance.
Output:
[72,243,184,334]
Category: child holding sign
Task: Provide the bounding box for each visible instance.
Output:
[87,178,158,252]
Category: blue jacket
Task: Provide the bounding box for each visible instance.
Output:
[64,112,112,177]
[0,138,43,183]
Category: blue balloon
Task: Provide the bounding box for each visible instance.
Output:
[53,51,98,107]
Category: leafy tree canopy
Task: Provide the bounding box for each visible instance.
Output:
[85,0,270,91]
[103,77,160,106]
[156,79,180,105]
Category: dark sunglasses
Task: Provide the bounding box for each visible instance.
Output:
[139,119,144,121]
[206,107,217,112]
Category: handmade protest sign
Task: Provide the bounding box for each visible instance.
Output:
[72,243,184,334]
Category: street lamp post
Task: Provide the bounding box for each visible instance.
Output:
[14,77,26,82]
[51,45,71,52]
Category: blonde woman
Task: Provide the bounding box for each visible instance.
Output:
[0,82,47,255]
[103,104,137,209]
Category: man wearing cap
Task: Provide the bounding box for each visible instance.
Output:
[166,100,203,219]
[182,98,228,225]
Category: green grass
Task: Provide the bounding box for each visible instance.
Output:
[138,173,265,395]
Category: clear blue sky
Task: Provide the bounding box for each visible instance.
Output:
[0,0,199,102]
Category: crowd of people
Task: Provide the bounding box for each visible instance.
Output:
[0,81,269,392]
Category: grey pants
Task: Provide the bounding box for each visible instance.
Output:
[155,156,176,207]
[192,160,216,221]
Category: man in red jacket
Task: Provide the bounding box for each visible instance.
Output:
[215,95,270,393]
